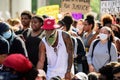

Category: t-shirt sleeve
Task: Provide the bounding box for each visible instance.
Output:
[110,43,118,62]
[86,39,97,64]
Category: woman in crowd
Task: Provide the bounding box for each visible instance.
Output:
[87,26,118,72]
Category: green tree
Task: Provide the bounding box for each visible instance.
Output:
[49,0,61,5]
[90,0,100,18]
[32,0,37,13]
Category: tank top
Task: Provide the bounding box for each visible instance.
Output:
[42,30,68,80]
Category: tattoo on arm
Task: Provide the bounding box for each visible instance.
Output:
[63,32,74,72]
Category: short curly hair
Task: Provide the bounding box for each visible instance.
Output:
[21,10,32,19]
[85,14,95,30]
[101,14,113,26]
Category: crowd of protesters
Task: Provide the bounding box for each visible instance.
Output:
[0,10,120,80]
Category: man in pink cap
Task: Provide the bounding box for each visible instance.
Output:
[37,17,73,80]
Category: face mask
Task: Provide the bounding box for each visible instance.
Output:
[99,33,108,40]
[2,30,11,39]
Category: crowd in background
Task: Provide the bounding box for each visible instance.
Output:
[0,10,120,80]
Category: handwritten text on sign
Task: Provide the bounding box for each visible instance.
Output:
[101,0,120,14]
[61,0,90,14]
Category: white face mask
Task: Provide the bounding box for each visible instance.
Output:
[3,30,12,39]
[99,33,108,40]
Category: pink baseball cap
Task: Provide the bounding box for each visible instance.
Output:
[42,17,60,30]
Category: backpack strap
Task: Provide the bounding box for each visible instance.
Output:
[76,37,86,56]
[72,37,78,58]
[91,39,100,58]
[91,39,111,62]
[108,40,111,62]
[22,28,32,40]
[38,30,45,39]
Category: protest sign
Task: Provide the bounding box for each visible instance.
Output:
[61,0,90,14]
[36,5,59,20]
[100,0,120,14]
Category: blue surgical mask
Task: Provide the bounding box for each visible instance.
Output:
[99,33,108,40]
[2,30,12,39]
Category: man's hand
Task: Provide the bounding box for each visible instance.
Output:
[65,72,71,80]
[89,64,95,72]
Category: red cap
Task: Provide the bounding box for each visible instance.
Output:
[3,54,32,73]
[42,18,60,30]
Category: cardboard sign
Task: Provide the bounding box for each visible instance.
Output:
[100,0,120,14]
[61,0,90,14]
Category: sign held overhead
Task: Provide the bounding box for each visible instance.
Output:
[100,0,120,14]
[61,0,90,14]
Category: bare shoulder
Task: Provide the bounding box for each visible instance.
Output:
[62,31,71,39]
[39,40,46,51]
[61,31,73,47]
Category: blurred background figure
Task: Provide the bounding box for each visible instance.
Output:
[99,62,119,80]
[112,62,120,80]
[76,19,84,37]
[0,22,28,57]
[15,10,32,35]
[2,54,38,80]
[88,72,99,80]
[71,20,79,35]
[50,76,62,80]
[35,69,46,80]
[0,35,9,65]
[72,72,88,80]
[82,14,95,53]
[7,18,22,32]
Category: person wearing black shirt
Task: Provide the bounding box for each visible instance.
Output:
[0,22,28,57]
[22,15,45,67]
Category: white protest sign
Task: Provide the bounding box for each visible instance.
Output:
[100,0,120,14]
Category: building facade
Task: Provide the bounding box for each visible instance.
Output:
[0,0,61,20]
